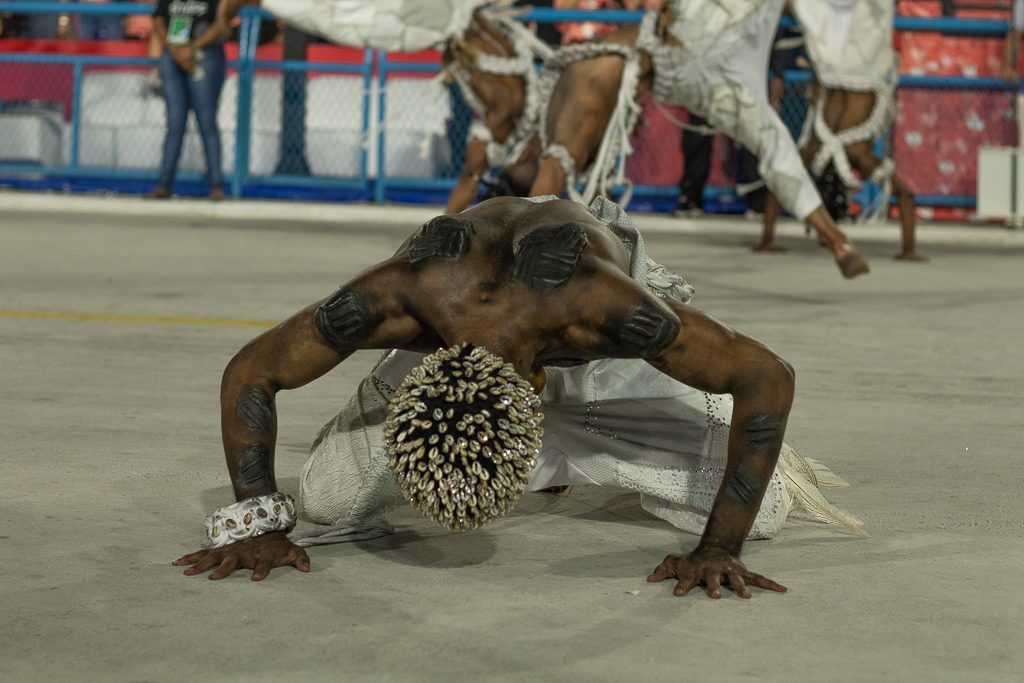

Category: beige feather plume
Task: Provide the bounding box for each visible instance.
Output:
[780,445,869,537]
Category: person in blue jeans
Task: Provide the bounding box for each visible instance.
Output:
[149,0,226,199]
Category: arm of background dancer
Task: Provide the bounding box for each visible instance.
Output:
[446,137,488,214]
[643,300,794,597]
[1004,28,1021,82]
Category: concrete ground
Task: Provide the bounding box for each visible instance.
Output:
[2,191,1023,682]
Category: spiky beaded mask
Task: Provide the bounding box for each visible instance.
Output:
[383,344,544,531]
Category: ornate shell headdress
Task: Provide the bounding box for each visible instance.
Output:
[384,344,544,531]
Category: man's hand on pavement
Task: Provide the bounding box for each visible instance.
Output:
[646,545,787,599]
[173,531,310,581]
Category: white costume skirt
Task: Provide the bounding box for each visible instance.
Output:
[296,349,865,546]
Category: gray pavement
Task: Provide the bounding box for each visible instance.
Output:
[2,192,1023,682]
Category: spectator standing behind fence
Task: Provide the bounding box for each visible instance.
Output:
[148,0,227,200]
[1003,0,1024,83]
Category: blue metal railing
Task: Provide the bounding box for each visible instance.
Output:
[0,3,1017,210]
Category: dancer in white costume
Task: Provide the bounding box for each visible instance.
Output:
[174,195,863,598]
[637,0,869,277]
[758,0,925,261]
[218,0,492,52]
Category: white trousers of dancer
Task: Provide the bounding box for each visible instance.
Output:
[298,350,798,546]
[645,0,822,219]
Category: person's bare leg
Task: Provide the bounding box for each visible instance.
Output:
[840,91,927,262]
[754,192,787,252]
[529,155,569,197]
[891,172,926,261]
[844,139,925,262]
[446,138,488,214]
[823,88,846,132]
[804,206,869,278]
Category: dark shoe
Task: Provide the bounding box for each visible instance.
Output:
[208,187,224,201]
[146,187,171,199]
[672,197,703,218]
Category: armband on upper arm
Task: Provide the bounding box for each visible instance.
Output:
[408,216,474,266]
[617,300,681,357]
[314,289,379,349]
[512,223,588,291]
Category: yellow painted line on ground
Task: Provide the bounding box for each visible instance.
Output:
[0,309,278,328]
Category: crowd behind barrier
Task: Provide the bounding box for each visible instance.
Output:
[0,1,1020,218]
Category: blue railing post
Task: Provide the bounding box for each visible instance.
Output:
[231,8,261,199]
[70,61,83,168]
[360,48,372,193]
[375,51,387,205]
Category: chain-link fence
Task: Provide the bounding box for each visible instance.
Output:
[0,3,1019,215]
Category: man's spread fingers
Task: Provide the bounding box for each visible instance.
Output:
[291,552,311,572]
[705,574,722,599]
[727,571,751,599]
[251,560,272,582]
[172,551,205,566]
[646,556,677,582]
[672,576,698,597]
[183,554,221,576]
[748,572,788,593]
[208,556,240,581]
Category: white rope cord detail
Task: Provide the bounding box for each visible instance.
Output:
[585,52,642,207]
[796,95,816,149]
[545,143,581,203]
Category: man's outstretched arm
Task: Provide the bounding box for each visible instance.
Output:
[644,298,795,598]
[175,265,423,580]
[562,264,794,598]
